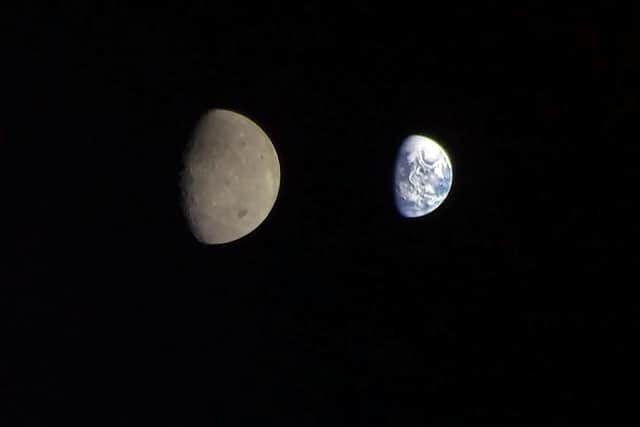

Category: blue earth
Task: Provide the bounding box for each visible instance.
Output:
[394,135,453,218]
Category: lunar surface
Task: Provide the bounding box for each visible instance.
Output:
[394,134,453,218]
[181,109,280,244]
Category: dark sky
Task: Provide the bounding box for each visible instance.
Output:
[5,4,640,426]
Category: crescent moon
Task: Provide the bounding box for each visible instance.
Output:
[181,109,281,244]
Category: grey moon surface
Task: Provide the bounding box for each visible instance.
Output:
[181,109,281,244]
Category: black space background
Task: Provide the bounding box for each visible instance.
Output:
[4,3,640,426]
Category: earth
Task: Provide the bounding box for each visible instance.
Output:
[394,135,453,218]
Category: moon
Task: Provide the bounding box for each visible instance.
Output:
[394,134,453,218]
[181,109,281,244]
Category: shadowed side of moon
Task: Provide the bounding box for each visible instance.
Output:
[181,109,281,244]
